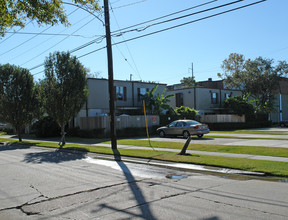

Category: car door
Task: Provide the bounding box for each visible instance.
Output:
[175,122,184,135]
[165,121,177,135]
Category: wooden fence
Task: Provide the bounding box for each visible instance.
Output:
[80,115,159,133]
[199,114,245,123]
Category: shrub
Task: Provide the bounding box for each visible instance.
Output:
[32,116,61,138]
[76,128,105,138]
[175,106,198,120]
[224,95,255,121]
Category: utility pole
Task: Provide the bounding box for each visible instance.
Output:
[191,62,194,79]
[104,0,117,149]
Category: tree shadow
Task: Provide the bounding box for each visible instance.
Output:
[0,142,33,151]
[22,148,87,164]
[93,149,156,219]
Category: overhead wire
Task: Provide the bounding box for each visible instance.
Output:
[22,16,97,67]
[0,21,32,45]
[110,2,142,80]
[111,0,218,34]
[76,0,266,59]
[4,31,100,38]
[31,0,266,73]
[8,8,81,62]
[112,0,247,37]
[0,25,53,57]
[28,0,224,72]
[111,0,147,10]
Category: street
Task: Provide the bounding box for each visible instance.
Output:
[1,144,288,219]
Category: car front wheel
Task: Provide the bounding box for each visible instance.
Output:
[159,130,165,138]
[183,131,190,139]
[197,134,203,138]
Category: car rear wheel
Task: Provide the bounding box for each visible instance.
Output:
[183,130,190,139]
[197,134,203,138]
[159,130,165,138]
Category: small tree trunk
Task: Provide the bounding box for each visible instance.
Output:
[60,125,66,148]
[178,136,192,155]
[17,129,22,142]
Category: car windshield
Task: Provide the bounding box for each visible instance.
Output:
[186,120,201,125]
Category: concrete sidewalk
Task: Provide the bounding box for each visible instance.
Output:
[93,143,288,162]
[1,135,288,163]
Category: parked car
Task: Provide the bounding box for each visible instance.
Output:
[157,120,210,138]
[0,122,8,131]
[279,121,288,127]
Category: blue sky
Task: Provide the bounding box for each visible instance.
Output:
[0,0,287,85]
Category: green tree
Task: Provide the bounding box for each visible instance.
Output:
[219,53,288,113]
[0,64,38,141]
[40,51,88,146]
[224,94,255,121]
[180,76,196,88]
[142,85,174,115]
[0,0,100,37]
[175,106,198,119]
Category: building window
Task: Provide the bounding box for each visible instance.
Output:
[115,86,127,101]
[224,93,231,100]
[211,92,218,104]
[176,93,184,107]
[138,88,149,101]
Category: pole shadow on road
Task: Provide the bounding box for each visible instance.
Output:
[95,149,157,219]
[22,148,87,164]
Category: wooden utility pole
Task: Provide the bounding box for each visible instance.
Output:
[104,0,117,149]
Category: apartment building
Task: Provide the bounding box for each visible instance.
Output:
[74,78,166,127]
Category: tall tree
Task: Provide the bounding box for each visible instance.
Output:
[41,51,88,146]
[180,76,197,88]
[0,0,100,37]
[219,53,288,112]
[0,64,38,141]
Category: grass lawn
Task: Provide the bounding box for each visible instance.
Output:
[107,139,288,158]
[210,130,288,135]
[1,137,288,177]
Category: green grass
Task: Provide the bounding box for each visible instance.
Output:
[210,130,288,135]
[206,135,288,140]
[1,137,288,177]
[106,139,288,158]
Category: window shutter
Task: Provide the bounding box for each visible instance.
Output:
[137,88,140,102]
[114,86,116,100]
[124,86,127,101]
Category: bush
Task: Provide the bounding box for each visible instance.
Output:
[32,116,61,138]
[75,128,105,138]
[175,106,198,119]
[224,95,255,121]
[208,121,272,130]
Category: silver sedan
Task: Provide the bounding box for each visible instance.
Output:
[157,120,210,138]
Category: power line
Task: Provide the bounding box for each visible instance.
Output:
[110,2,142,80]
[4,31,101,38]
[112,0,247,37]
[22,16,97,67]
[31,0,266,73]
[77,0,266,59]
[111,0,218,34]
[4,8,80,62]
[0,21,32,45]
[111,0,147,10]
[0,25,53,57]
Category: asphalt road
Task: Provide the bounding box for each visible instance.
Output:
[1,145,288,219]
